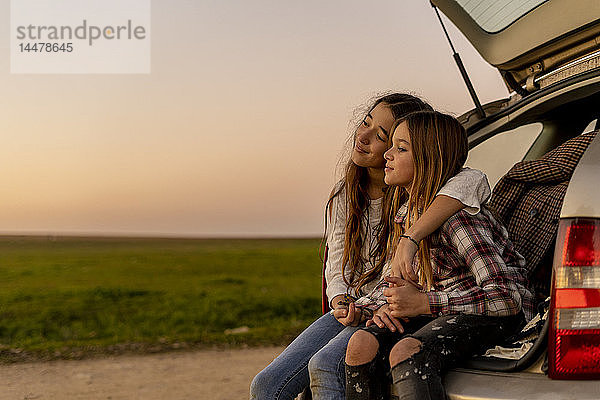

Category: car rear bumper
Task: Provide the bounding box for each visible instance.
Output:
[444,368,600,400]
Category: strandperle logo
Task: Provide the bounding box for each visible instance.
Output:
[15,20,147,46]
[11,0,151,74]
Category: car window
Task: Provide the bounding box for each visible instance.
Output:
[582,118,598,134]
[455,0,550,33]
[466,123,543,189]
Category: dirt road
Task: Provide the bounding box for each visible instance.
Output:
[0,346,284,400]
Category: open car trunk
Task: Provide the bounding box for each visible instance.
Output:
[431,0,600,94]
[465,83,600,372]
[432,0,600,379]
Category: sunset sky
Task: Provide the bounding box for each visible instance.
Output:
[1,0,515,237]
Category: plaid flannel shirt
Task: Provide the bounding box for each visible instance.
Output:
[355,206,535,321]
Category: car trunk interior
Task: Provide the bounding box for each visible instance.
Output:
[461,76,600,375]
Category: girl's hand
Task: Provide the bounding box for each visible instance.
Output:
[366,304,404,332]
[383,276,430,318]
[330,294,348,309]
[390,236,419,283]
[332,302,363,326]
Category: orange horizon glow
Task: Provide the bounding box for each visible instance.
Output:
[1,0,510,237]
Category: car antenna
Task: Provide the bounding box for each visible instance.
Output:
[431,3,485,119]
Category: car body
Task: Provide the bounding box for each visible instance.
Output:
[429,0,600,398]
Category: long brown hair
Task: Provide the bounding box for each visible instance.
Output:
[322,94,433,292]
[373,110,468,290]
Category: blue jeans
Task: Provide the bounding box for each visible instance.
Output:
[250,312,356,400]
[308,322,360,400]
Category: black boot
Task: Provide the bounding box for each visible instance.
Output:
[390,357,446,400]
[345,360,388,400]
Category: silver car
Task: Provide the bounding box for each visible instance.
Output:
[429,0,600,398]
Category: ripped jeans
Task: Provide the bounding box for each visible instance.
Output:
[345,313,524,400]
[250,312,358,400]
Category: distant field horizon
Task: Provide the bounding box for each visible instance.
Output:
[0,233,323,240]
[0,235,323,362]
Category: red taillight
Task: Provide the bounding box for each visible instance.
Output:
[563,222,600,267]
[549,218,600,379]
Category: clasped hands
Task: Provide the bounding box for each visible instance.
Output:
[334,236,430,331]
[383,234,430,319]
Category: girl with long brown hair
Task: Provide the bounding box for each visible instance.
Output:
[250,95,491,400]
[343,111,534,400]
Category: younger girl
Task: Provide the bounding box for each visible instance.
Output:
[343,110,534,400]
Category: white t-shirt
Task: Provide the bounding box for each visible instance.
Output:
[324,167,490,305]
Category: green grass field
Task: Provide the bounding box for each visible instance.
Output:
[0,236,324,361]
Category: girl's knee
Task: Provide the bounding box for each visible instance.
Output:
[249,369,272,398]
[308,345,337,376]
[307,350,324,374]
[389,337,422,368]
[345,330,379,366]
